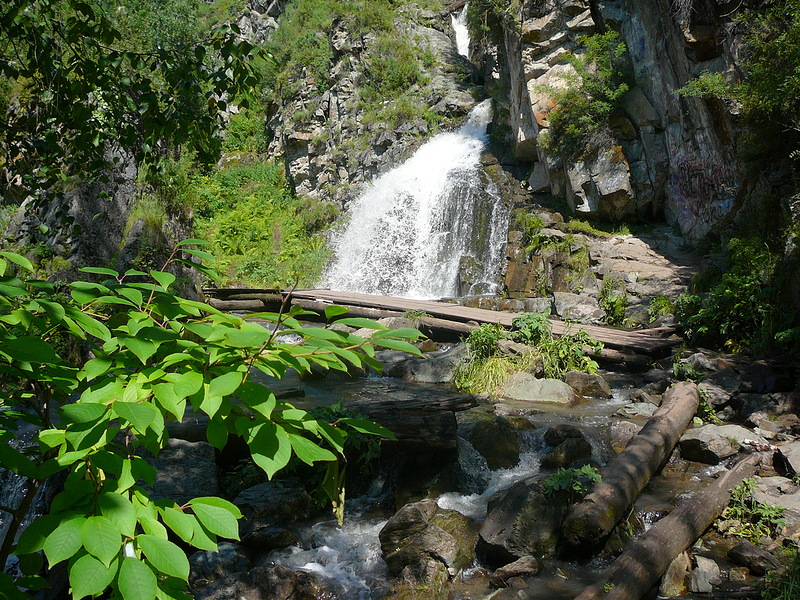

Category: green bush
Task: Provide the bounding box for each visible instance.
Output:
[598,277,628,327]
[720,478,784,543]
[676,238,795,351]
[0,248,422,599]
[539,28,631,159]
[543,465,601,504]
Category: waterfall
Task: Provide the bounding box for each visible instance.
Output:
[324,99,509,300]
[451,3,470,58]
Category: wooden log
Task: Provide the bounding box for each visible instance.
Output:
[574,452,763,600]
[561,382,700,549]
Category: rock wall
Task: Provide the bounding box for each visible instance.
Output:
[487,0,743,241]
[263,6,483,205]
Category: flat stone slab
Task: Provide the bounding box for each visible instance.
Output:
[498,373,577,406]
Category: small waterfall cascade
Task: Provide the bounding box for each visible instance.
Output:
[324,99,509,299]
[451,3,470,58]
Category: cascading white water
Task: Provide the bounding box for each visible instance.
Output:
[451,3,470,58]
[323,99,509,299]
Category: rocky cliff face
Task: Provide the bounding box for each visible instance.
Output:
[262,4,483,205]
[485,0,743,242]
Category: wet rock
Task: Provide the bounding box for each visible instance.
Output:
[498,374,578,406]
[679,424,766,464]
[659,551,690,598]
[148,438,218,505]
[752,476,800,528]
[542,437,592,469]
[629,389,658,405]
[543,424,583,447]
[380,500,478,577]
[609,421,643,452]
[564,371,612,398]
[489,556,541,588]
[234,481,312,552]
[698,367,741,407]
[478,478,565,565]
[190,543,251,587]
[728,541,778,576]
[469,417,529,470]
[194,563,339,600]
[616,402,658,418]
[690,555,720,593]
[392,344,466,384]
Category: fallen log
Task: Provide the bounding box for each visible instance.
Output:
[561,381,700,549]
[574,452,763,600]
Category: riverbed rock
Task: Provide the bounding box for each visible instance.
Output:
[564,371,612,398]
[609,421,643,453]
[690,556,721,593]
[775,441,800,476]
[190,543,251,588]
[616,402,658,418]
[727,541,779,576]
[552,292,605,323]
[679,424,767,464]
[498,374,578,406]
[193,563,340,600]
[660,551,690,597]
[752,476,800,529]
[380,500,478,577]
[489,556,542,588]
[390,344,466,384]
[469,417,526,470]
[542,436,592,469]
[478,478,565,565]
[698,367,742,407]
[234,481,312,551]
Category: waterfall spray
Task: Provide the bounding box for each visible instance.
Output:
[324,100,509,300]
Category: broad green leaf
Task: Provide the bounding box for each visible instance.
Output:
[38,428,65,450]
[118,287,144,306]
[208,372,243,397]
[188,498,240,539]
[99,493,137,538]
[122,337,158,364]
[114,402,159,434]
[206,419,227,450]
[370,338,423,355]
[79,357,113,381]
[81,516,121,566]
[164,371,203,398]
[186,517,218,552]
[289,435,337,465]
[236,383,275,420]
[137,535,189,580]
[247,421,291,479]
[338,418,397,440]
[222,327,270,348]
[69,553,117,599]
[186,497,242,518]
[371,327,424,340]
[157,506,195,545]
[16,513,59,554]
[43,515,84,565]
[334,317,388,330]
[0,251,34,272]
[324,306,349,320]
[0,336,56,363]
[149,270,176,290]
[291,327,347,342]
[66,308,112,341]
[0,443,37,477]
[176,239,208,246]
[118,557,157,600]
[153,384,185,421]
[79,267,119,277]
[61,403,107,424]
[138,516,168,539]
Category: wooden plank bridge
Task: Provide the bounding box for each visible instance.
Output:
[203,288,681,359]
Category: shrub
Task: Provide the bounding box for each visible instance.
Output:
[598,277,628,326]
[540,28,631,159]
[543,465,601,504]
[0,247,422,598]
[720,478,784,543]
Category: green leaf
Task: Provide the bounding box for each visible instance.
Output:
[371,327,424,340]
[43,515,84,565]
[157,506,195,546]
[0,443,37,477]
[206,419,228,450]
[208,372,243,397]
[0,336,56,363]
[222,327,270,348]
[70,554,117,600]
[164,372,203,398]
[338,418,396,440]
[80,357,113,381]
[137,535,189,580]
[324,306,349,320]
[149,270,176,290]
[79,267,119,277]
[118,557,158,600]
[247,421,291,479]
[188,498,241,540]
[99,493,137,538]
[153,384,185,421]
[370,338,423,355]
[122,337,158,364]
[114,402,160,434]
[81,516,122,566]
[289,435,337,465]
[334,317,388,330]
[61,402,107,424]
[16,513,59,554]
[0,252,34,272]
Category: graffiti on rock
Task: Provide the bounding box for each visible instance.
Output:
[667,155,737,238]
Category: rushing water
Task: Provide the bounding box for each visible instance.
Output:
[451,3,470,58]
[323,100,509,299]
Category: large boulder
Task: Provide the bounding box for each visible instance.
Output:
[498,374,578,406]
[194,563,339,600]
[698,367,742,407]
[233,481,313,552]
[564,371,613,398]
[190,543,251,588]
[541,424,592,468]
[679,424,766,464]
[148,439,218,505]
[552,292,605,323]
[379,500,479,578]
[478,478,565,565]
[468,417,532,471]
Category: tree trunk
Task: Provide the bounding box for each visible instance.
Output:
[574,452,763,600]
[562,382,700,549]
